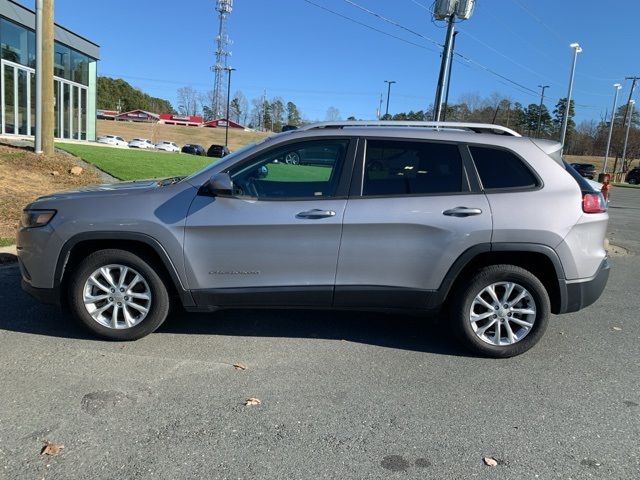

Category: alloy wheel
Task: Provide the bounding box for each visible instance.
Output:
[469,281,537,346]
[82,264,152,329]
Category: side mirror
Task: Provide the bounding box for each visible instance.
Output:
[208,172,233,196]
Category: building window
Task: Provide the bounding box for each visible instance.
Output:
[1,18,29,65]
[54,42,71,80]
[70,49,88,85]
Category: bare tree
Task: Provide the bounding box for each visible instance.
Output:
[325,106,341,121]
[177,86,199,116]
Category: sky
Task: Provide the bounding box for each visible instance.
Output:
[20,0,640,122]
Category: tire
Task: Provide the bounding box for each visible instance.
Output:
[629,178,637,185]
[68,249,170,340]
[449,264,550,358]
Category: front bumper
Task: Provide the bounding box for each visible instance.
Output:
[21,278,60,306]
[561,257,610,313]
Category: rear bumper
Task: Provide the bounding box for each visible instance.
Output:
[560,257,610,313]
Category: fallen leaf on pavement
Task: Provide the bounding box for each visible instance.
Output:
[483,457,498,467]
[245,397,261,406]
[233,363,247,371]
[41,441,64,456]
[612,326,622,331]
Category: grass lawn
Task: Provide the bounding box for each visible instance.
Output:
[56,143,217,181]
[264,163,331,182]
[0,237,15,247]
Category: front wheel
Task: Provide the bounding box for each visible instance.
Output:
[68,249,170,340]
[450,265,550,358]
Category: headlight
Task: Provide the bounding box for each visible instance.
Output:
[21,209,56,228]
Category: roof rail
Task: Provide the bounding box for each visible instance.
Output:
[298,121,521,137]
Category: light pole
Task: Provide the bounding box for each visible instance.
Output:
[224,67,236,147]
[384,80,396,118]
[536,85,549,137]
[620,99,635,176]
[560,42,582,151]
[603,83,622,174]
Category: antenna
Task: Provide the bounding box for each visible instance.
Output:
[211,0,233,119]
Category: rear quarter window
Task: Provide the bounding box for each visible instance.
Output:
[469,146,539,190]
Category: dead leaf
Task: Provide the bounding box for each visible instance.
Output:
[612,326,622,331]
[245,397,261,406]
[483,456,498,467]
[41,441,64,456]
[233,363,247,371]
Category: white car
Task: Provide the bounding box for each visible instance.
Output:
[128,138,155,149]
[155,140,180,152]
[97,135,128,147]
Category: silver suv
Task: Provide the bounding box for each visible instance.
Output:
[17,121,610,357]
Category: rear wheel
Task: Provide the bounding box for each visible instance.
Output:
[450,265,550,357]
[629,178,637,185]
[68,249,170,340]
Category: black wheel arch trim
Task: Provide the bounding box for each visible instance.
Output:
[55,231,195,307]
[435,242,569,312]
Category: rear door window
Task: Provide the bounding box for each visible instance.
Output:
[469,146,539,190]
[363,140,465,196]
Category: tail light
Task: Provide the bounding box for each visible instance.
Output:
[582,192,607,213]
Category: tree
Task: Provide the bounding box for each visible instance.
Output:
[325,106,341,121]
[553,97,576,144]
[286,101,302,126]
[177,86,199,116]
[262,100,272,131]
[271,97,285,132]
[231,91,248,124]
[97,76,173,113]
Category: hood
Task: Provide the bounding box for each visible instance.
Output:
[32,177,184,203]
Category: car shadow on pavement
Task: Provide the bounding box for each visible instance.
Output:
[0,263,468,356]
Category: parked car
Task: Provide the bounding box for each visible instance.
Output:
[570,162,596,180]
[97,135,127,147]
[181,144,206,156]
[625,167,640,184]
[281,125,298,132]
[207,144,230,158]
[18,121,610,358]
[155,141,180,152]
[128,138,155,149]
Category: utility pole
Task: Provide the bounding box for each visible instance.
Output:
[619,76,640,165]
[536,85,549,137]
[603,83,622,174]
[377,93,383,120]
[433,14,455,122]
[560,43,582,151]
[442,30,459,122]
[35,0,54,155]
[620,99,635,176]
[224,67,235,147]
[384,80,396,117]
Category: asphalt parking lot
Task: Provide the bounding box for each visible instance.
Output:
[0,187,638,479]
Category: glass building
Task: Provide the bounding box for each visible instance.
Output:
[0,0,99,141]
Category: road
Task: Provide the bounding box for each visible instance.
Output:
[0,187,638,479]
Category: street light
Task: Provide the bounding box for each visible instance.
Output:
[603,83,622,174]
[560,42,582,150]
[384,80,396,117]
[536,85,549,137]
[224,66,236,147]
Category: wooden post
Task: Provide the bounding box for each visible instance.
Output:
[41,0,55,155]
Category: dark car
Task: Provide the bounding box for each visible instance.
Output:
[181,144,206,156]
[570,163,596,180]
[626,167,640,184]
[281,125,298,132]
[207,144,230,158]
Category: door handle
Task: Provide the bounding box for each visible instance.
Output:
[296,209,336,219]
[443,206,483,217]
